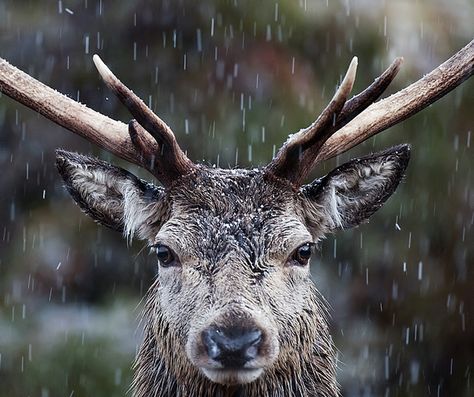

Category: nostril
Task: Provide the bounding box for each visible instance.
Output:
[201,326,263,368]
[202,328,221,360]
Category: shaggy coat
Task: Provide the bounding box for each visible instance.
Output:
[56,144,410,397]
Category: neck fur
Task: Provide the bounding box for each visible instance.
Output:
[132,304,338,397]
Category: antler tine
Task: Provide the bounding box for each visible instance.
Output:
[336,57,404,130]
[266,57,358,184]
[0,56,150,166]
[93,55,195,185]
[315,38,474,164]
[296,57,404,178]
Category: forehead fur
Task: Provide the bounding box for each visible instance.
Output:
[156,167,311,261]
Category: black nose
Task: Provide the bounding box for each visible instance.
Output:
[202,326,262,368]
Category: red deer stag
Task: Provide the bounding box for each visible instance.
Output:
[1,40,473,397]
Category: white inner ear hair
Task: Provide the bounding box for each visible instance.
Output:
[69,165,159,242]
[306,158,397,232]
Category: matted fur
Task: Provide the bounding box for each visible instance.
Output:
[56,144,410,397]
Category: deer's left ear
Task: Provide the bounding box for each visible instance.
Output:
[301,144,410,233]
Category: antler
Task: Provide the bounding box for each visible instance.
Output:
[1,39,473,187]
[266,39,474,186]
[0,55,195,186]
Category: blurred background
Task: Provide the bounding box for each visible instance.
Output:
[0,1,472,396]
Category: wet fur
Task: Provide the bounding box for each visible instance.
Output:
[56,144,410,397]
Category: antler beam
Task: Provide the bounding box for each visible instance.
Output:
[0,58,145,164]
[266,39,474,185]
[315,39,474,164]
[0,56,195,186]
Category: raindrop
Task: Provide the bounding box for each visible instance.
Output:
[196,29,202,52]
[266,25,272,41]
[84,34,90,54]
[9,201,15,221]
[395,215,401,230]
[392,282,398,300]
[410,360,420,384]
[211,18,215,37]
[185,119,189,135]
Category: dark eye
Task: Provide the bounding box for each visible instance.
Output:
[291,243,313,266]
[155,244,177,267]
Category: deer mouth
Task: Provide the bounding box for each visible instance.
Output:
[201,367,264,385]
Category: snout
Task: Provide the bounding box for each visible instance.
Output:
[186,311,279,385]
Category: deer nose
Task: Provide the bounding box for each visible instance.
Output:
[202,326,262,368]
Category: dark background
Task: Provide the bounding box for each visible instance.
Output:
[0,1,473,396]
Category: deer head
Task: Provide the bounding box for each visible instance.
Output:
[1,40,473,396]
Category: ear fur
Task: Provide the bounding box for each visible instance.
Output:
[301,144,410,233]
[56,150,165,241]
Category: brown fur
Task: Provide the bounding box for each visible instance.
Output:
[56,144,410,397]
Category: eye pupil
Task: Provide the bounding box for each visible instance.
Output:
[156,245,175,266]
[292,243,312,266]
[298,244,311,259]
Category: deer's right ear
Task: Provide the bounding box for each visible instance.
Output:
[56,150,165,240]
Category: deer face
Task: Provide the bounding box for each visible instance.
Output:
[157,169,314,385]
[56,144,409,386]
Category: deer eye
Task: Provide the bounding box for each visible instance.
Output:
[290,243,313,266]
[155,244,177,267]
